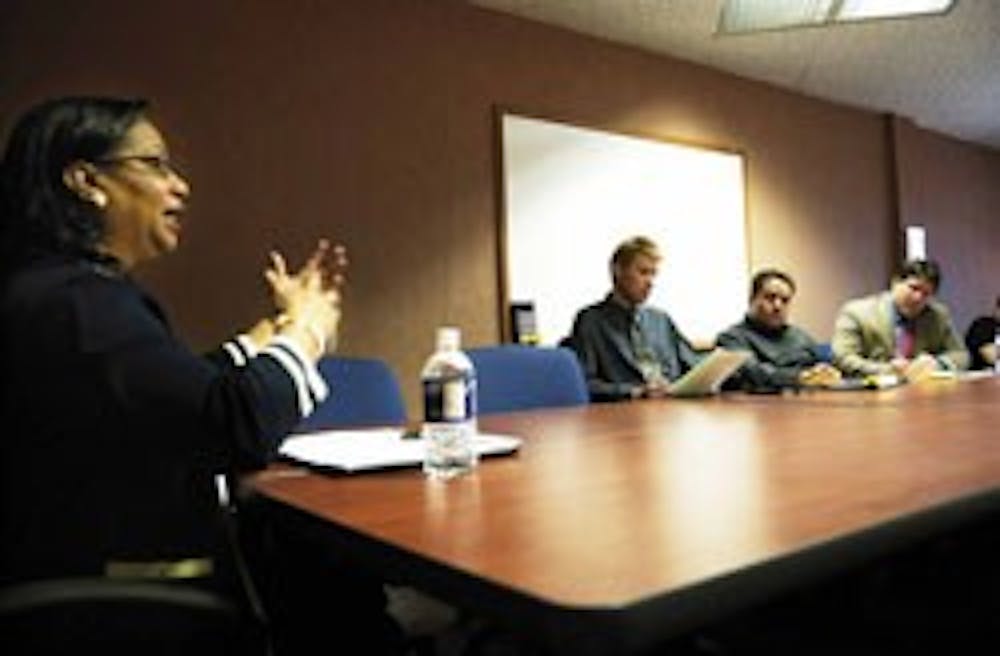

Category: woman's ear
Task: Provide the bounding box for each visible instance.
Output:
[62,161,107,209]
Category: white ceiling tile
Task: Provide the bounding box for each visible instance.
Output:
[470,0,1000,148]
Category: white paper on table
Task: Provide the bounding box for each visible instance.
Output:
[279,427,522,472]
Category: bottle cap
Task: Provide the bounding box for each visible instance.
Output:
[436,326,461,351]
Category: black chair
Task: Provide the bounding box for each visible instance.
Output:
[0,577,259,656]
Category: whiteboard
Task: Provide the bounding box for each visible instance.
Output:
[502,114,748,346]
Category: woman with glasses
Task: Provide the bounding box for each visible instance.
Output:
[0,97,402,654]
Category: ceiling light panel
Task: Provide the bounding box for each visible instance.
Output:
[836,0,955,21]
[718,0,956,33]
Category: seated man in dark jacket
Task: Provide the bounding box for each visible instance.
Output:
[717,269,840,392]
[567,236,702,402]
[964,295,999,371]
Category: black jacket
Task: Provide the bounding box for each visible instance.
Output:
[0,254,314,598]
[716,316,823,391]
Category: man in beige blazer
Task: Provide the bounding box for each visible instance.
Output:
[832,259,968,379]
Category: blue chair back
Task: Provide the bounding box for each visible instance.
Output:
[814,342,833,363]
[467,345,588,415]
[296,356,407,431]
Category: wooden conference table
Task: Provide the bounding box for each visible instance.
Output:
[249,375,1000,655]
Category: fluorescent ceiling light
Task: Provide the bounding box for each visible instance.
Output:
[718,0,956,34]
[837,0,954,21]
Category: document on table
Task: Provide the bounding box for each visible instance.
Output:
[668,348,751,397]
[279,428,523,472]
[826,370,992,391]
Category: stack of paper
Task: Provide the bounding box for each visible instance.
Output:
[279,428,522,472]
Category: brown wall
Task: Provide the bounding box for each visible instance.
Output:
[2,0,995,417]
[893,117,1000,332]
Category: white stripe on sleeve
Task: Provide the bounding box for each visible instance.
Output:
[269,335,329,404]
[222,342,247,367]
[261,345,314,418]
[236,334,261,358]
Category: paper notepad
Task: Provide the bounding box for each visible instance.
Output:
[279,428,522,472]
[667,348,751,397]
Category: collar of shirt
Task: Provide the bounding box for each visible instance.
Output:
[889,302,918,329]
[605,292,643,323]
[744,314,788,339]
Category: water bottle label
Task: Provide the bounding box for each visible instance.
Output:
[467,376,477,420]
[442,379,466,420]
[423,373,476,422]
[994,328,1000,374]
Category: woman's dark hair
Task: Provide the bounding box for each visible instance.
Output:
[0,96,148,265]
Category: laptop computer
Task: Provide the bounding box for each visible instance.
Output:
[667,348,751,397]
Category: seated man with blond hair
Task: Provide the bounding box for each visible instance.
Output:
[566,236,702,402]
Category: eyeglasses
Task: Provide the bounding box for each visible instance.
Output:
[95,155,181,178]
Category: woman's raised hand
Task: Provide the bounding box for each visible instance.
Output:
[264,239,348,358]
[265,239,347,311]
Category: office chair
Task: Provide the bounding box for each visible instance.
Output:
[466,345,588,415]
[295,356,407,431]
[0,577,257,656]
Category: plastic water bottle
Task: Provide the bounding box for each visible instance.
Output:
[422,327,478,479]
